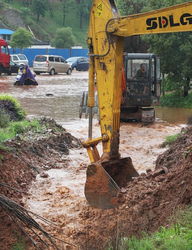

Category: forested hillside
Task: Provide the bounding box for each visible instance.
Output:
[0,0,92,47]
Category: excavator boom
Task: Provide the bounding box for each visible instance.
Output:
[83,0,192,209]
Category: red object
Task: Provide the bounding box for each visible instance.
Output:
[121,66,126,92]
[0,39,10,71]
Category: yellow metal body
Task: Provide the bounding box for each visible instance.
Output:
[84,0,192,163]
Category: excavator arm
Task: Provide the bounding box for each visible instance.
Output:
[83,0,192,209]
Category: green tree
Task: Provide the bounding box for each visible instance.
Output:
[117,0,147,52]
[142,0,192,96]
[75,0,91,29]
[117,0,145,15]
[10,28,33,49]
[117,0,192,96]
[31,0,47,22]
[60,0,75,26]
[51,27,76,48]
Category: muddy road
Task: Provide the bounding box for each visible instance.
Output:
[0,72,191,249]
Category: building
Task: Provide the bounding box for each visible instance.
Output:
[0,29,14,41]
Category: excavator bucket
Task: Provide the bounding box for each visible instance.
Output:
[84,157,139,209]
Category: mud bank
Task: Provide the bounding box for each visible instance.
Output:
[0,119,191,249]
[0,118,81,249]
[70,126,192,249]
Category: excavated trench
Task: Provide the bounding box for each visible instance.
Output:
[0,72,192,249]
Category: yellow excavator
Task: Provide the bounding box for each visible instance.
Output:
[82,0,192,209]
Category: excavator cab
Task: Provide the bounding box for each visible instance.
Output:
[79,53,161,122]
[121,53,161,123]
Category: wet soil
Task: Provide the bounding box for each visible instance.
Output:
[0,72,192,249]
[0,118,81,249]
[1,121,189,249]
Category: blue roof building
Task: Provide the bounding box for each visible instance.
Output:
[0,29,14,41]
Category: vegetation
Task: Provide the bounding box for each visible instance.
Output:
[52,27,76,48]
[0,95,40,144]
[0,109,10,128]
[12,241,26,250]
[115,206,192,250]
[117,0,192,104]
[1,0,92,47]
[31,0,48,22]
[10,27,33,49]
[0,119,41,143]
[0,95,26,121]
[161,133,180,148]
[160,92,192,108]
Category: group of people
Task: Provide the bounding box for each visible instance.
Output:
[14,65,38,86]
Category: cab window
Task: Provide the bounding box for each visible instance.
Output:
[1,46,9,55]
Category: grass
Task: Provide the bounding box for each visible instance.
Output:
[160,92,192,108]
[161,133,180,148]
[0,109,10,128]
[11,242,26,250]
[116,206,192,250]
[0,94,26,121]
[0,119,42,143]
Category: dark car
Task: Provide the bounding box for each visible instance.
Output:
[8,61,19,75]
[66,57,89,71]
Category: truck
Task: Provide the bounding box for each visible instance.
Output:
[0,39,10,75]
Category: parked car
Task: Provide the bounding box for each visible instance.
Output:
[66,57,89,71]
[10,54,29,66]
[33,55,72,75]
[9,61,19,74]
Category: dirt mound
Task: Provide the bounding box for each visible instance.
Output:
[72,127,192,249]
[0,118,81,249]
[0,99,24,121]
[156,126,192,170]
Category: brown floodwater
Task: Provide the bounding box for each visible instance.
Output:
[155,106,192,124]
[1,72,190,248]
[0,72,191,125]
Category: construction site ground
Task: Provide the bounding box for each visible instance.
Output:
[0,72,192,249]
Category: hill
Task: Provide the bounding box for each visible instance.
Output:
[0,0,92,47]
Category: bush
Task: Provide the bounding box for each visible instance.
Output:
[0,109,10,128]
[160,92,192,108]
[51,27,76,48]
[0,95,26,121]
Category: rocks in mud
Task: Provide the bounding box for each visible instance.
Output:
[40,172,49,178]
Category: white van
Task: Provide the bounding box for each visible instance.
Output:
[33,55,72,75]
[10,54,29,66]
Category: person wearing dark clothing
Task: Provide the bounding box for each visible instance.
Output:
[135,63,147,79]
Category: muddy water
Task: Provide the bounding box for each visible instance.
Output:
[0,72,191,248]
[156,106,192,124]
[0,72,88,123]
[0,72,191,124]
